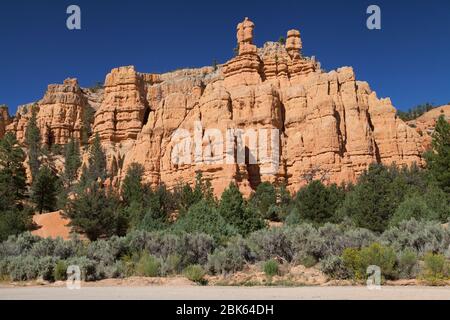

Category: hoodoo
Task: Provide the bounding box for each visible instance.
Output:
[5,18,424,196]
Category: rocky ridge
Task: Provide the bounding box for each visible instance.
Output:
[4,18,426,195]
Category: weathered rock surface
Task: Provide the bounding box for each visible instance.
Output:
[406,104,450,150]
[7,79,94,145]
[7,18,427,195]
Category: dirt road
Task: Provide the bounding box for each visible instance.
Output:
[1,286,450,300]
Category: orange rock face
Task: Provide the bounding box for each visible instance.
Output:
[7,79,92,145]
[406,105,450,150]
[7,18,426,196]
[101,18,422,195]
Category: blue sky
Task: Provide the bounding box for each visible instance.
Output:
[1,0,449,114]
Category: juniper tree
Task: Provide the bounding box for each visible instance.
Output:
[425,115,450,193]
[63,139,81,187]
[65,183,121,241]
[88,133,107,182]
[121,162,145,205]
[25,106,41,180]
[0,132,27,197]
[31,166,59,214]
[219,183,265,236]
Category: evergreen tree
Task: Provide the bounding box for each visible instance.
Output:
[0,133,33,240]
[88,133,107,182]
[0,132,27,197]
[81,105,95,145]
[425,115,450,193]
[294,180,345,225]
[121,162,145,205]
[65,183,121,241]
[336,164,402,232]
[63,139,81,187]
[219,183,265,236]
[25,106,41,180]
[249,182,277,220]
[174,172,214,214]
[174,199,237,243]
[31,166,59,214]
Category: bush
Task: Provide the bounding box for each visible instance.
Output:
[381,219,450,256]
[263,260,279,277]
[174,199,237,243]
[161,254,182,276]
[389,195,438,226]
[183,264,206,284]
[66,256,99,281]
[38,256,57,281]
[86,237,126,265]
[29,238,56,258]
[54,260,68,281]
[8,255,39,281]
[396,250,419,279]
[136,253,161,277]
[342,243,398,281]
[206,238,252,275]
[320,255,349,279]
[421,253,449,285]
[248,228,292,262]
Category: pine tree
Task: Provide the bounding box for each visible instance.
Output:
[81,105,95,145]
[88,133,107,182]
[31,166,59,214]
[63,139,81,187]
[25,105,41,180]
[121,162,145,205]
[249,182,277,220]
[425,115,450,193]
[218,183,265,236]
[65,183,121,241]
[0,133,33,240]
[0,132,27,197]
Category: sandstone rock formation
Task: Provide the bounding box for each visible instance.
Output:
[6,18,427,196]
[406,104,450,150]
[6,78,94,146]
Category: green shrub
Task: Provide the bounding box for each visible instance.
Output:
[263,260,279,277]
[38,257,56,281]
[8,255,39,281]
[54,260,67,281]
[396,250,419,279]
[389,195,438,226]
[342,243,397,281]
[320,255,349,279]
[66,256,99,281]
[248,228,293,262]
[293,181,344,224]
[136,253,161,277]
[381,219,450,255]
[161,254,182,275]
[421,253,449,285]
[297,255,317,268]
[173,199,237,243]
[183,264,206,284]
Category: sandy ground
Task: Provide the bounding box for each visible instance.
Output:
[1,286,450,300]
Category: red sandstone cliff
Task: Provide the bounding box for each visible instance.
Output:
[4,18,428,195]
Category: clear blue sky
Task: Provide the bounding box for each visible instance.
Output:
[1,0,449,114]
